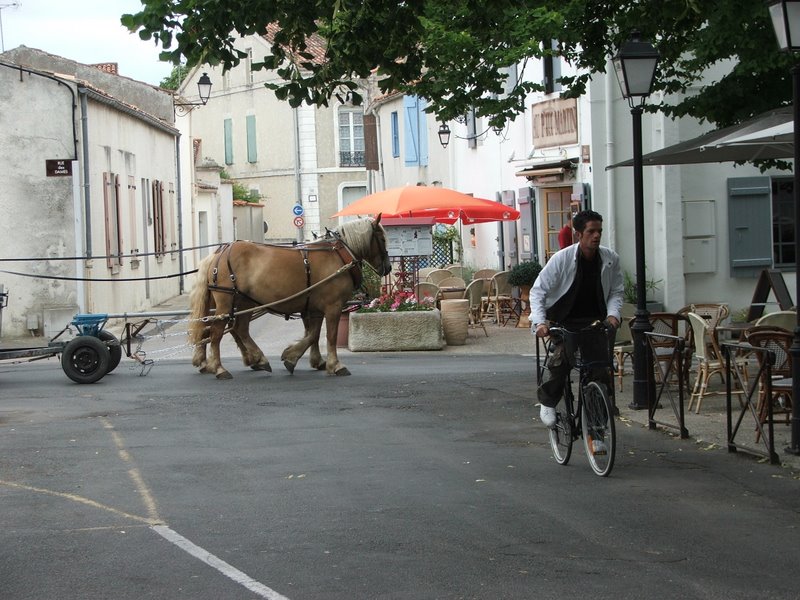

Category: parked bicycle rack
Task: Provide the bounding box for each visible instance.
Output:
[646,331,690,439]
[723,342,781,465]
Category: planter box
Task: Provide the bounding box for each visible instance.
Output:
[348,309,443,351]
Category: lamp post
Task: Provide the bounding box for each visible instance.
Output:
[612,32,660,410]
[766,0,800,454]
[174,72,213,117]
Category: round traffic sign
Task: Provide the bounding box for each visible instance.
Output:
[292,204,305,217]
[293,216,305,228]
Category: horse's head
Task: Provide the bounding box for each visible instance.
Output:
[370,214,392,277]
[338,215,392,276]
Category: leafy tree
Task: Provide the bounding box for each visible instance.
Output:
[122,1,792,130]
[159,64,189,90]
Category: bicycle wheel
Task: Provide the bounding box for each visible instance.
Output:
[581,381,616,476]
[548,391,574,465]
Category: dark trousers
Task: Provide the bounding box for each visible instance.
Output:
[538,327,615,408]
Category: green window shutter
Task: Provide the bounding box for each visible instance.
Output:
[246,115,257,163]
[224,118,233,165]
[727,176,772,278]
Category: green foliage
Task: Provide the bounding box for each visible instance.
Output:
[159,64,188,90]
[623,270,662,305]
[508,261,542,287]
[122,1,788,133]
[433,225,462,263]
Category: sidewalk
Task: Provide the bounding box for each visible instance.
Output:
[4,293,800,473]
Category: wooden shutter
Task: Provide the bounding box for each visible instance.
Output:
[403,95,419,166]
[363,113,379,171]
[224,118,234,165]
[727,176,772,278]
[246,115,257,163]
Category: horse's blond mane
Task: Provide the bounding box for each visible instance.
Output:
[338,218,378,258]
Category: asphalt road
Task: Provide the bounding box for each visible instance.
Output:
[1,351,800,600]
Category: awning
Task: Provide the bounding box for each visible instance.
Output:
[515,159,576,178]
[515,166,565,178]
[606,107,793,169]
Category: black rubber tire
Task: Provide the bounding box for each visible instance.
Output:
[581,381,616,477]
[61,336,109,384]
[98,330,122,373]
[548,392,574,465]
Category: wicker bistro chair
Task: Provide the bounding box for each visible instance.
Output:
[426,269,453,285]
[612,303,637,391]
[414,282,440,307]
[462,279,488,336]
[485,271,514,325]
[754,310,796,332]
[744,326,793,442]
[686,311,748,413]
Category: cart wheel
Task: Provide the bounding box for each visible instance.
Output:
[61,336,109,384]
[98,330,122,373]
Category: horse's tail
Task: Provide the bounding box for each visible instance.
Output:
[188,253,214,345]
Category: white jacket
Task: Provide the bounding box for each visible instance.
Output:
[529,244,624,328]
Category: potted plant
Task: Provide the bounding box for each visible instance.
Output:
[507,261,542,328]
[623,270,663,311]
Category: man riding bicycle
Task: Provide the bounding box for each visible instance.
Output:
[529,210,624,430]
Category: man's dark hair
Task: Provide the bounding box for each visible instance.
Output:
[572,210,603,233]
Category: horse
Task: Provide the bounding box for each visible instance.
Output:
[188,215,391,379]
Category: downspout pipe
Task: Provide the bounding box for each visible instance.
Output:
[79,87,93,312]
[175,134,185,294]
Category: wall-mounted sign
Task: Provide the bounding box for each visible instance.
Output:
[293,216,305,228]
[292,204,305,217]
[45,159,72,177]
[531,98,578,149]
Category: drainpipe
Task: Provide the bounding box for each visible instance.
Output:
[293,106,304,242]
[604,63,617,250]
[175,134,185,294]
[79,88,94,311]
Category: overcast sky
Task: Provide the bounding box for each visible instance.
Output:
[2,0,173,85]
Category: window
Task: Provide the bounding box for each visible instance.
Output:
[543,40,562,94]
[246,114,258,163]
[152,179,166,257]
[245,48,253,85]
[338,108,365,167]
[127,176,138,258]
[391,111,400,158]
[102,172,123,272]
[772,178,795,267]
[224,118,233,165]
[403,95,429,165]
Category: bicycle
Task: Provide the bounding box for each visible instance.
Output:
[536,321,617,477]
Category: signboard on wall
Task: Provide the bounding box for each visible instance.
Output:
[531,98,578,149]
[385,226,433,257]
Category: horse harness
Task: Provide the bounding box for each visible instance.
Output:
[207,238,363,320]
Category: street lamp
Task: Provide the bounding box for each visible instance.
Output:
[766,0,800,454]
[612,31,660,410]
[174,72,213,116]
[437,123,452,148]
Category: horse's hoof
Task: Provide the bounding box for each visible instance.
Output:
[250,363,272,373]
[283,360,295,374]
[334,366,351,376]
[198,365,212,374]
[312,361,327,371]
[216,371,233,380]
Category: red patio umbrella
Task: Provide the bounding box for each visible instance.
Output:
[331,186,517,222]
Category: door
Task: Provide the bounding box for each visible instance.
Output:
[542,187,573,262]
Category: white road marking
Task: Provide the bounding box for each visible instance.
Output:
[151,525,290,600]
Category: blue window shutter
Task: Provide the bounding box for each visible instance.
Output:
[418,98,429,166]
[391,111,399,158]
[404,96,419,166]
[246,115,257,163]
[224,118,234,165]
[727,176,772,278]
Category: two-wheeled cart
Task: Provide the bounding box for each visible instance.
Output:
[0,310,190,384]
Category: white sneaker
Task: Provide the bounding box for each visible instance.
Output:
[590,439,607,455]
[540,405,557,428]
